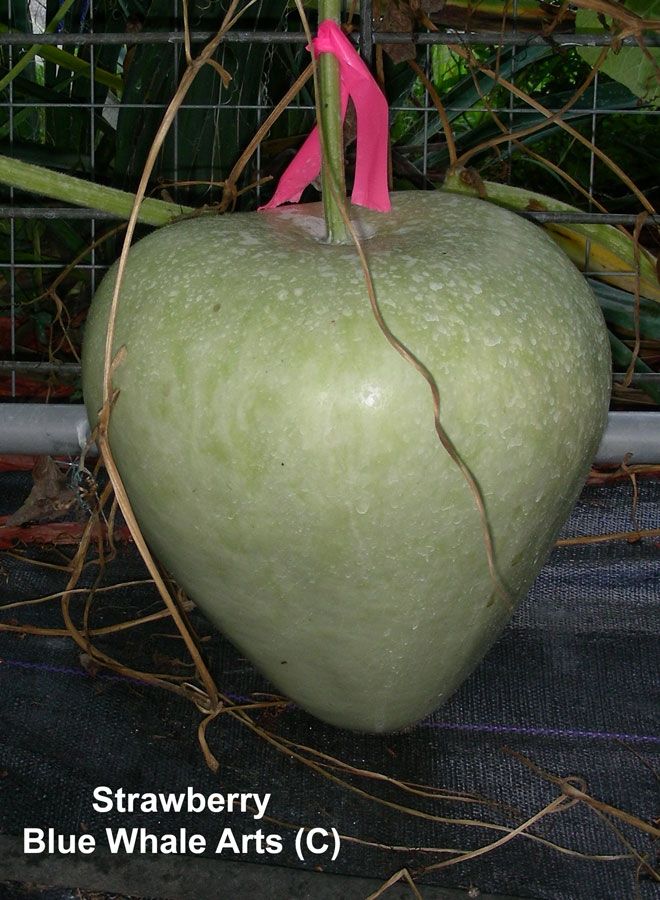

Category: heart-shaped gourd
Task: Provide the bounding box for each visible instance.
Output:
[82,191,611,732]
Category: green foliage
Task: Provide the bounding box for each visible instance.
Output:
[389,43,654,212]
[115,0,297,203]
[593,281,660,405]
[0,2,658,404]
[577,0,660,107]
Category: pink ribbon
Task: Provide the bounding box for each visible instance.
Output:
[260,20,391,213]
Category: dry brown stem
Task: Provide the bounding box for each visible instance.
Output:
[280,5,510,612]
[0,579,153,613]
[421,7,655,218]
[3,5,656,892]
[53,485,191,696]
[589,464,660,483]
[623,213,647,388]
[92,1,261,719]
[408,59,457,170]
[418,793,572,873]
[590,807,660,882]
[452,47,655,215]
[202,713,629,864]
[366,869,423,900]
[569,0,660,35]
[556,527,660,546]
[0,607,186,639]
[456,51,612,213]
[339,207,512,612]
[219,61,314,211]
[267,733,512,810]
[506,750,660,841]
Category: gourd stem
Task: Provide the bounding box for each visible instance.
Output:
[0,154,192,226]
[318,0,348,243]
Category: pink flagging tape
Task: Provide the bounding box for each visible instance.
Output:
[260,20,391,213]
[258,77,350,210]
[315,21,390,211]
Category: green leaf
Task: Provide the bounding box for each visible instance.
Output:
[591,279,660,340]
[392,43,553,152]
[441,171,660,301]
[0,22,122,94]
[608,331,660,404]
[576,0,660,107]
[115,0,291,201]
[0,153,193,225]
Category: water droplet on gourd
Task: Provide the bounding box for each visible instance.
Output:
[355,499,370,515]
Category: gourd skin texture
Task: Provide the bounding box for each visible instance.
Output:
[83,192,611,732]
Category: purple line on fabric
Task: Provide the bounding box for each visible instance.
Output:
[425,720,660,745]
[0,656,136,684]
[0,656,255,698]
[3,658,658,746]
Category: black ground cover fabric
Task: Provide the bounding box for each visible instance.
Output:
[0,471,658,899]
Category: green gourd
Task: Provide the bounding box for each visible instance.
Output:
[83,192,611,732]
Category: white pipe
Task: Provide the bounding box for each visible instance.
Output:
[0,405,658,463]
[0,404,95,456]
[595,411,659,465]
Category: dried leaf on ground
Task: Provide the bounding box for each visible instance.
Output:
[6,456,77,526]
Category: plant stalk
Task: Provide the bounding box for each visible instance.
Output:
[0,25,123,94]
[0,0,78,94]
[0,154,192,226]
[442,171,660,301]
[318,0,348,243]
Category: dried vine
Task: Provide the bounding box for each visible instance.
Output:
[1,1,659,895]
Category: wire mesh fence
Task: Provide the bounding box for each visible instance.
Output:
[0,8,658,896]
[0,0,659,407]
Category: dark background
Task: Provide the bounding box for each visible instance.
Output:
[0,471,658,900]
